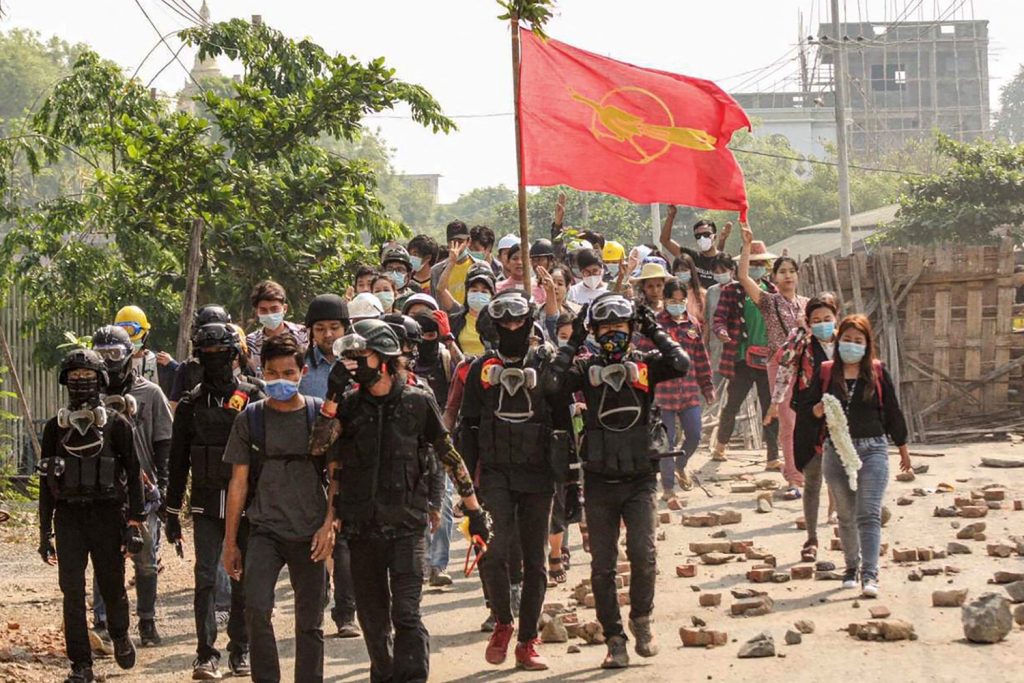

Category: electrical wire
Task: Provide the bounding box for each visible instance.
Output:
[133,0,204,92]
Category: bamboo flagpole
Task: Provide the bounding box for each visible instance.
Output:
[510,14,531,297]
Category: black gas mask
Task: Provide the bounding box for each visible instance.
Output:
[496,319,532,359]
[353,352,384,388]
[197,349,235,393]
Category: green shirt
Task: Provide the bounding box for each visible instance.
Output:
[738,284,769,359]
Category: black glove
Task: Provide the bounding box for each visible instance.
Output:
[327,360,354,402]
[124,524,145,555]
[564,483,583,525]
[569,304,590,348]
[165,513,182,545]
[635,303,659,338]
[466,506,493,544]
[38,533,56,564]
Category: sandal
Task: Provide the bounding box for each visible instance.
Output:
[548,556,567,585]
[561,548,571,572]
[801,540,818,563]
[676,469,693,491]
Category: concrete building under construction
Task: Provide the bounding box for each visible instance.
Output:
[732,17,990,158]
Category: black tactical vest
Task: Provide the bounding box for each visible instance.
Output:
[46,417,124,504]
[334,383,432,536]
[476,350,553,470]
[579,354,657,478]
[188,382,257,490]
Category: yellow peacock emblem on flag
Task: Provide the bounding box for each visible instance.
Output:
[569,86,717,164]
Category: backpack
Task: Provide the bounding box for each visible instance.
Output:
[244,396,325,491]
[819,359,885,408]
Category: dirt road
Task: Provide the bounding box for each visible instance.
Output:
[2,440,1023,682]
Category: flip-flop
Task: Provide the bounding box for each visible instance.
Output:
[548,556,567,585]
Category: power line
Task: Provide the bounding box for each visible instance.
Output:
[133,0,204,92]
[730,146,929,176]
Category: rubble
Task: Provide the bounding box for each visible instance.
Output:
[784,629,802,645]
[679,627,728,648]
[737,631,775,658]
[847,619,916,641]
[932,589,969,607]
[962,593,1013,644]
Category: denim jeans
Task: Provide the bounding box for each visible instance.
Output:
[426,477,454,571]
[93,509,160,622]
[802,455,825,543]
[244,526,325,683]
[583,473,657,640]
[822,436,889,580]
[192,514,248,660]
[659,406,701,493]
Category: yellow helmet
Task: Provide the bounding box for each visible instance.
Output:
[114,305,151,343]
[230,324,249,357]
[602,240,625,263]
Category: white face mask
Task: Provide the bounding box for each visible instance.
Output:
[583,275,604,289]
[696,236,714,252]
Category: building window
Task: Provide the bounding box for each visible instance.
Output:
[871,63,907,91]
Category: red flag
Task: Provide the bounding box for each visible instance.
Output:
[518,30,751,219]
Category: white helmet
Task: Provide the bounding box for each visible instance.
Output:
[348,292,384,321]
[497,233,519,252]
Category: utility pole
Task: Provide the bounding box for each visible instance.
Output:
[830,0,853,256]
[650,204,661,246]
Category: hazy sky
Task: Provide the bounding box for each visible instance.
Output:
[5,0,1022,202]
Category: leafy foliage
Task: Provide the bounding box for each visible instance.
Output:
[497,0,556,37]
[877,134,1024,246]
[0,19,454,362]
[994,64,1024,145]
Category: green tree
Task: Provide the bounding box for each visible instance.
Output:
[876,134,1024,246]
[994,64,1024,145]
[0,29,87,126]
[0,18,453,362]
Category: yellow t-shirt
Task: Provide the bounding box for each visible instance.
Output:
[458,312,485,356]
[447,257,474,305]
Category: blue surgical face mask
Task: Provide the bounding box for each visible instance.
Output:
[557,338,571,348]
[375,291,395,310]
[666,302,686,318]
[265,378,300,401]
[466,291,491,312]
[838,341,866,364]
[713,272,732,285]
[676,271,692,285]
[468,250,486,262]
[409,255,423,271]
[811,321,835,341]
[606,263,620,277]
[259,312,285,330]
[749,266,767,281]
[386,270,407,289]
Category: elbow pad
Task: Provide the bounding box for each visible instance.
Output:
[650,328,690,375]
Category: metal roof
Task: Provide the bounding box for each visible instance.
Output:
[768,204,899,260]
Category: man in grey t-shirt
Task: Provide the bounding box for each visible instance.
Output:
[221,334,337,683]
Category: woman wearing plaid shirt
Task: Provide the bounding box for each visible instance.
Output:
[636,279,714,503]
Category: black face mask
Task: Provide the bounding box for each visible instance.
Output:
[354,354,383,388]
[496,320,532,359]
[418,339,440,366]
[67,376,101,407]
[105,359,133,394]
[198,350,235,392]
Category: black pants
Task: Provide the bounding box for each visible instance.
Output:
[478,487,551,643]
[478,503,524,612]
[583,473,657,640]
[717,360,779,459]
[193,514,248,660]
[348,532,429,683]
[244,526,326,683]
[55,503,128,667]
[331,537,356,627]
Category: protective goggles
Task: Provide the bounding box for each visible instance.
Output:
[334,333,368,357]
[94,345,131,362]
[486,295,530,320]
[589,295,634,322]
[116,321,145,337]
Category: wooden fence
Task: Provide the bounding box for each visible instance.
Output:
[799,240,1024,443]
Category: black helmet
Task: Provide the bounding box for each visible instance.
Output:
[91,325,134,386]
[530,238,555,259]
[335,318,402,358]
[588,292,634,330]
[305,294,349,329]
[464,262,496,293]
[383,313,424,346]
[381,245,413,272]
[192,322,241,355]
[59,348,108,387]
[194,304,231,329]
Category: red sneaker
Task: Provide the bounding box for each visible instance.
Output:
[514,639,549,671]
[485,622,515,665]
